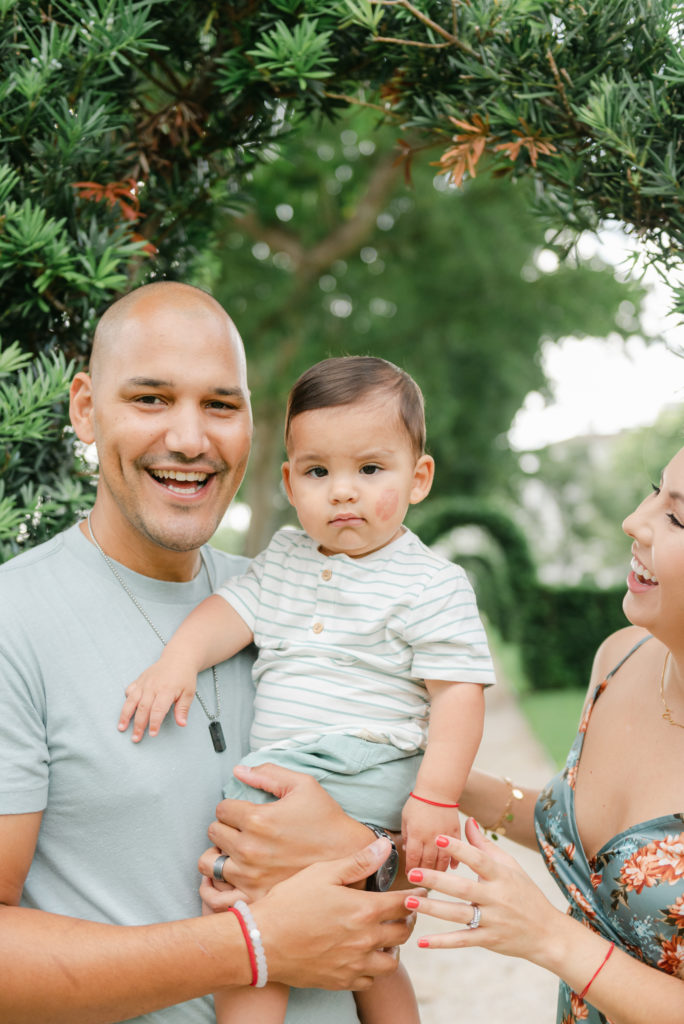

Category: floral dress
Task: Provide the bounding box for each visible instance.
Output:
[534,636,684,1023]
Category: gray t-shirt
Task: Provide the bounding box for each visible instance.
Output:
[0,524,358,1023]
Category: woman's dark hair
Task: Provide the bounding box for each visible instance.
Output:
[285,356,426,457]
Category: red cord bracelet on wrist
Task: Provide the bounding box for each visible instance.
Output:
[409,792,460,808]
[579,942,615,1000]
[227,905,258,987]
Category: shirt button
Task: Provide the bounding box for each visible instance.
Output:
[312,622,324,634]
[321,568,332,581]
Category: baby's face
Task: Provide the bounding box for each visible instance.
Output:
[281,396,433,558]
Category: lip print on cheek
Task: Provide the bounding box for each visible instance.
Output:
[376,490,399,521]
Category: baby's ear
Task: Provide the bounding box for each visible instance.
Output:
[281,462,296,506]
[409,454,435,505]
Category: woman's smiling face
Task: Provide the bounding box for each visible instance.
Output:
[622,446,684,647]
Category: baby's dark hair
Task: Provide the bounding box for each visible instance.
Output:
[285,356,426,457]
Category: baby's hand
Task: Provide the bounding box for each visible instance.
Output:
[401,795,462,873]
[118,659,197,742]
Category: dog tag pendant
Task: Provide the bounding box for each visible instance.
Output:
[209,720,226,753]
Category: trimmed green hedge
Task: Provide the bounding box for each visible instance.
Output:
[410,498,630,693]
[520,584,628,692]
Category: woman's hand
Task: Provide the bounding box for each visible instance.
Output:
[405,818,562,965]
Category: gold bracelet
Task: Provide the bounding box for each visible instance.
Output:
[484,777,524,839]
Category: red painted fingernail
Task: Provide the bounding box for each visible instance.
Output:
[408,869,423,883]
[418,938,429,948]
[435,835,449,848]
[405,896,420,909]
[472,819,481,830]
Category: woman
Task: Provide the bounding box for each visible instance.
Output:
[403,447,684,1023]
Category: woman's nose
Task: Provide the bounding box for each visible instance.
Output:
[622,494,651,541]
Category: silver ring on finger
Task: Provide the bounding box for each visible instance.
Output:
[467,904,481,929]
[212,853,229,882]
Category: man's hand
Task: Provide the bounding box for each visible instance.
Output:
[203,764,373,899]
[253,838,422,991]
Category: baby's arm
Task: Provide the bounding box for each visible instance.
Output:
[402,680,485,872]
[118,595,254,742]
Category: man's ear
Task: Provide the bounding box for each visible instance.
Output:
[409,454,435,506]
[69,372,96,444]
[281,462,296,507]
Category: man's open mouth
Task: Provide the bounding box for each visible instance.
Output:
[149,469,210,495]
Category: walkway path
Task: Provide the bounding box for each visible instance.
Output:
[401,674,567,1023]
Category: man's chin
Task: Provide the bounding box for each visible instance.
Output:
[140,516,222,555]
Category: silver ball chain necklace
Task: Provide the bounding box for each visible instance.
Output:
[86,511,226,752]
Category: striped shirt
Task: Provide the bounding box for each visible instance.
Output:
[217,527,495,753]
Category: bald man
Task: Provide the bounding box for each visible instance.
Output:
[0,283,413,1024]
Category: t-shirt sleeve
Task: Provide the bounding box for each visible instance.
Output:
[214,544,270,632]
[403,563,496,685]
[0,644,49,813]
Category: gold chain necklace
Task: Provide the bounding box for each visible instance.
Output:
[659,653,684,730]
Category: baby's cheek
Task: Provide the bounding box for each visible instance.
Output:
[375,490,399,521]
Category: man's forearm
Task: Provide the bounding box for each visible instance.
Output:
[0,906,250,1024]
[3,841,416,1023]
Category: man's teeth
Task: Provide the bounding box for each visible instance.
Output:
[631,556,658,584]
[151,470,208,493]
[152,470,208,483]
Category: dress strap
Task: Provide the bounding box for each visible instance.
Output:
[605,634,652,680]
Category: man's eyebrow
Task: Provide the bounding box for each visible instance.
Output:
[124,376,170,387]
[123,377,246,398]
[215,387,248,398]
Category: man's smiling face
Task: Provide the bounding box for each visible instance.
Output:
[72,285,252,577]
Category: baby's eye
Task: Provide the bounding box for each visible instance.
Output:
[306,466,327,478]
[360,464,381,475]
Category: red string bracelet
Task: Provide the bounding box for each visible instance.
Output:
[227,905,258,987]
[409,792,460,808]
[579,942,615,1000]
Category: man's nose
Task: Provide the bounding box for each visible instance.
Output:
[164,405,209,458]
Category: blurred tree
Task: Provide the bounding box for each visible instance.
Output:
[1,0,679,557]
[0,341,94,558]
[515,403,684,587]
[196,111,643,552]
[1,0,681,363]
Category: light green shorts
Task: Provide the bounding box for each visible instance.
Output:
[222,733,423,831]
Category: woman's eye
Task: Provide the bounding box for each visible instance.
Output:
[667,513,684,529]
[651,482,661,495]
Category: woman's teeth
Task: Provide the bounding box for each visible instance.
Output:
[631,556,658,584]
